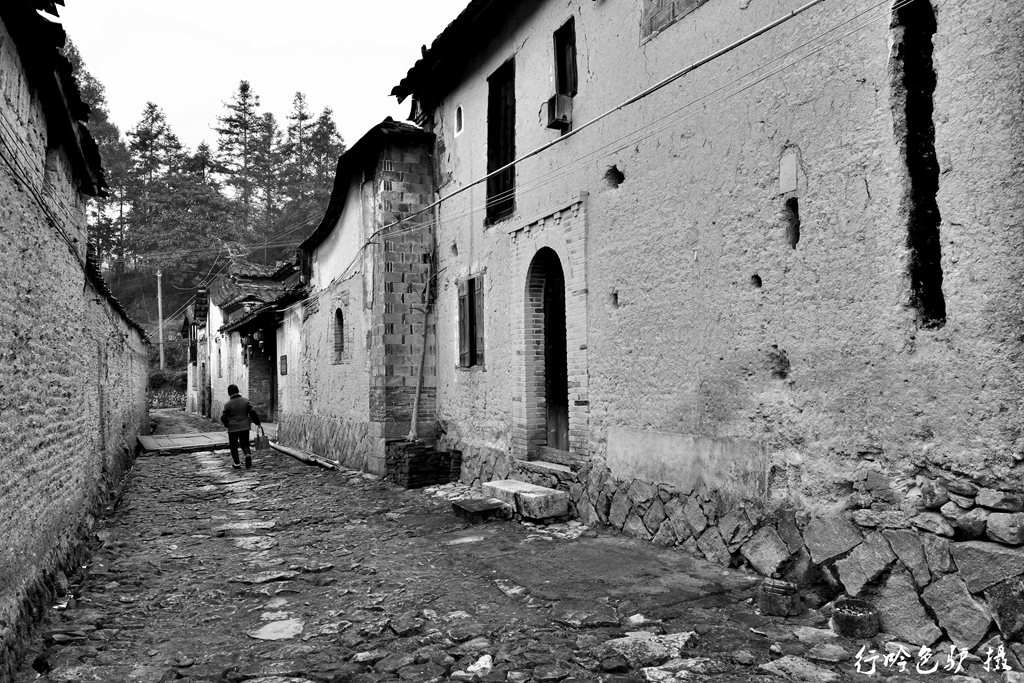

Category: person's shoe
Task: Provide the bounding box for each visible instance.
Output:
[232,463,242,470]
[245,456,252,470]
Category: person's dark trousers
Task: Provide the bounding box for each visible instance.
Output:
[228,430,251,467]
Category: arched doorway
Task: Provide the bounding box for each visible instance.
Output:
[525,248,569,454]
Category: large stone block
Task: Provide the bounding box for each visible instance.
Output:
[608,489,630,529]
[921,575,992,651]
[976,489,1024,512]
[984,575,1024,642]
[835,531,895,596]
[480,480,568,520]
[912,512,955,537]
[683,497,707,535]
[921,533,955,575]
[870,568,942,646]
[882,529,930,588]
[662,497,691,541]
[987,512,1024,546]
[803,516,862,564]
[949,541,1024,592]
[696,527,731,566]
[940,502,987,539]
[642,497,666,534]
[740,526,792,577]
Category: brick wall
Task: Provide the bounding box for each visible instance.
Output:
[0,18,149,674]
[368,142,437,445]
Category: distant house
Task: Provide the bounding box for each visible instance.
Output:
[275,118,436,474]
[0,1,149,672]
[385,0,1024,645]
[205,260,300,422]
[181,288,210,416]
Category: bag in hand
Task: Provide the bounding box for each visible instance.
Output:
[254,426,271,452]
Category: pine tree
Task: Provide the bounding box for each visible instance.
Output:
[251,112,283,264]
[125,102,183,266]
[282,91,313,204]
[308,107,346,208]
[215,80,261,232]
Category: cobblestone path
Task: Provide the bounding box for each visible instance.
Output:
[13,410,1008,683]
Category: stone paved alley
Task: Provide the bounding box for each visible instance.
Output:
[11,410,1021,683]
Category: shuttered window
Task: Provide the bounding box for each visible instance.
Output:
[458,275,485,367]
[486,59,515,224]
[554,19,577,97]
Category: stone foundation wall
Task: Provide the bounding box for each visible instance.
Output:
[456,440,1024,648]
[278,412,381,473]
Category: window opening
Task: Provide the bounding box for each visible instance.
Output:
[334,308,345,362]
[554,18,578,97]
[458,275,485,367]
[486,59,515,224]
[784,197,800,248]
[454,105,464,136]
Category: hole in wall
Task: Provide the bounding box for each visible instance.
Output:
[604,165,625,188]
[608,290,619,308]
[750,274,762,289]
[767,345,790,379]
[451,242,459,256]
[894,0,945,329]
[783,197,800,248]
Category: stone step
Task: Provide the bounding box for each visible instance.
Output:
[451,497,512,523]
[481,480,569,521]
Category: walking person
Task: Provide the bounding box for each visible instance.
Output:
[220,384,261,470]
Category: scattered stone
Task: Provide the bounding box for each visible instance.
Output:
[806,643,850,663]
[232,570,300,585]
[803,516,862,564]
[444,622,486,642]
[986,512,1024,545]
[921,575,992,651]
[733,650,755,666]
[759,655,840,682]
[975,488,1024,512]
[352,649,389,663]
[835,531,895,596]
[870,568,942,646]
[792,626,838,644]
[448,636,491,656]
[553,600,619,628]
[882,529,931,587]
[232,536,279,551]
[532,662,570,681]
[949,540,1024,592]
[912,512,955,537]
[599,631,697,668]
[740,527,792,576]
[375,653,416,673]
[600,654,629,673]
[983,575,1024,641]
[246,619,304,641]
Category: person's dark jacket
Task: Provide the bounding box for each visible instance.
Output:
[221,394,261,432]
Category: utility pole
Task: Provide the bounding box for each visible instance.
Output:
[156,269,165,369]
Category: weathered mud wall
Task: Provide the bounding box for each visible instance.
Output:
[422,0,1024,646]
[0,18,149,675]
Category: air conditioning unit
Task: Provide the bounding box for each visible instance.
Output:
[546,93,573,131]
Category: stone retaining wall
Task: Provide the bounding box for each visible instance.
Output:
[455,440,1024,648]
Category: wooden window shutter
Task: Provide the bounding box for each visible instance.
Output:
[458,279,470,367]
[473,276,485,366]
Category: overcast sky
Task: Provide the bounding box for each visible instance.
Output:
[57,0,469,150]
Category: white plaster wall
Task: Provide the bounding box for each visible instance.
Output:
[425,0,1024,500]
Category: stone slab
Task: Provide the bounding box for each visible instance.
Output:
[605,428,768,502]
[871,568,942,646]
[921,575,992,651]
[451,498,511,523]
[481,480,568,520]
[835,531,895,596]
[949,540,1024,592]
[803,516,862,564]
[740,526,792,576]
